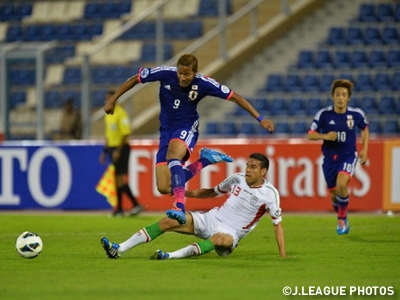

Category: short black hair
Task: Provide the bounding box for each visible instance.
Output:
[249,153,269,170]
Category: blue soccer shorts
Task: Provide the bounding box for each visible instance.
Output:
[322,152,358,189]
[156,122,199,165]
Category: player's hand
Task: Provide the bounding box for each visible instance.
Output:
[358,150,368,164]
[99,152,106,164]
[260,119,274,134]
[324,131,337,141]
[104,100,115,115]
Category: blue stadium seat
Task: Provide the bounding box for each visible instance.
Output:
[284,74,302,92]
[387,51,400,68]
[374,73,391,91]
[367,120,380,134]
[56,24,72,40]
[358,4,376,22]
[252,98,269,112]
[84,2,101,19]
[45,90,61,108]
[307,98,322,116]
[205,122,219,135]
[368,50,386,68]
[351,50,368,68]
[92,90,107,108]
[71,24,90,40]
[238,122,255,135]
[270,98,287,116]
[302,74,319,92]
[274,121,290,134]
[23,25,41,41]
[63,68,81,84]
[101,2,120,18]
[319,74,335,92]
[92,66,110,84]
[291,121,308,135]
[232,105,248,117]
[381,119,399,135]
[357,96,376,114]
[88,23,103,37]
[265,74,284,92]
[10,69,35,85]
[376,3,394,22]
[41,24,56,41]
[381,27,399,45]
[297,50,314,69]
[378,96,395,115]
[395,4,400,22]
[0,4,14,21]
[220,122,237,136]
[327,27,346,45]
[198,0,231,17]
[141,44,173,62]
[364,27,381,45]
[288,98,306,116]
[391,73,400,91]
[356,74,374,92]
[314,50,332,69]
[346,27,363,45]
[16,4,33,18]
[60,90,81,104]
[6,25,22,42]
[338,73,354,83]
[10,91,26,108]
[333,51,351,69]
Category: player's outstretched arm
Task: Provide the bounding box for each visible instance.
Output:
[104,74,140,114]
[185,188,218,198]
[273,222,286,258]
[359,127,369,164]
[229,92,274,133]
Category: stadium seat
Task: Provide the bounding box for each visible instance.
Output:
[319,74,335,92]
[238,122,255,135]
[252,98,269,112]
[368,50,386,68]
[381,27,399,45]
[41,24,57,41]
[0,4,14,21]
[364,27,381,45]
[205,122,219,135]
[333,51,351,69]
[373,73,391,91]
[92,90,107,108]
[291,121,308,135]
[220,122,237,136]
[356,74,374,92]
[307,98,322,116]
[367,120,380,134]
[10,91,26,108]
[45,90,61,108]
[274,121,290,134]
[358,4,376,22]
[23,25,41,41]
[302,74,319,92]
[84,2,101,19]
[270,98,287,116]
[297,50,314,69]
[351,50,368,68]
[314,50,332,69]
[63,68,81,84]
[288,98,306,116]
[391,73,400,91]
[284,74,302,92]
[376,3,394,22]
[357,96,376,114]
[265,74,284,92]
[6,25,22,42]
[378,96,395,115]
[381,119,399,135]
[395,4,400,22]
[198,0,231,17]
[327,27,346,45]
[387,50,400,68]
[346,27,363,45]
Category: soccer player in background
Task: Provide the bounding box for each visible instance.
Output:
[307,79,369,235]
[100,153,286,259]
[103,53,275,225]
[99,90,143,217]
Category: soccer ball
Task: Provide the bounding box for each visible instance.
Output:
[15,231,43,259]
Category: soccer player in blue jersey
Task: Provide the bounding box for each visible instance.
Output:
[307,79,369,235]
[104,54,274,225]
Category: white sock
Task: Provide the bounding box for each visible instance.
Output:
[168,243,201,259]
[118,229,150,253]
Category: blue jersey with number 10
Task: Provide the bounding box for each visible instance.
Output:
[309,106,368,156]
[138,66,233,128]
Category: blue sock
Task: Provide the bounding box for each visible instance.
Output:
[336,195,349,220]
[168,159,186,213]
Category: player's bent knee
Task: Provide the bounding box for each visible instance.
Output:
[157,186,171,195]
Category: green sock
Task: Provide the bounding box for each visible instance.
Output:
[144,222,163,240]
[197,239,215,254]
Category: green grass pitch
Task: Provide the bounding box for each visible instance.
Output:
[1,213,399,300]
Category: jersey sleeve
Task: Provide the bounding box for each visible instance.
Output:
[200,74,233,100]
[356,108,369,130]
[214,173,239,195]
[138,66,166,84]
[266,187,282,225]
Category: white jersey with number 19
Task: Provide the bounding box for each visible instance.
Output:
[213,173,282,239]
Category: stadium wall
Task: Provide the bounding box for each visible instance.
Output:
[0,138,399,212]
